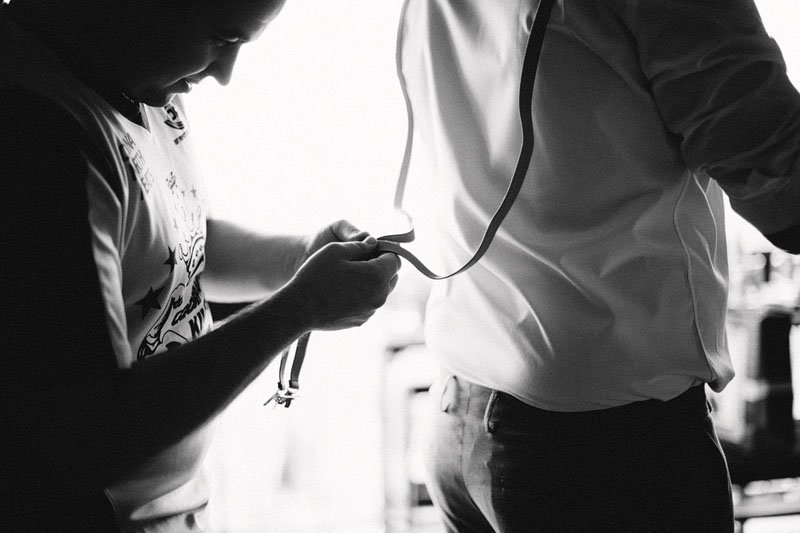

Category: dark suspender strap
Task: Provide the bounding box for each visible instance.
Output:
[375,0,556,279]
[288,332,308,391]
[268,0,555,407]
[266,333,309,408]
[278,333,308,391]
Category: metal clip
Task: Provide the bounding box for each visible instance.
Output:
[264,383,298,408]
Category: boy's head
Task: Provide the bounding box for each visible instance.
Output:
[102,0,286,106]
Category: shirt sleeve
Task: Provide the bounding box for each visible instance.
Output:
[625,0,800,251]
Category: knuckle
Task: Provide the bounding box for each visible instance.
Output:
[318,241,337,256]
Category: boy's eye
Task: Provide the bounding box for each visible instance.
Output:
[212,36,230,47]
[211,34,241,48]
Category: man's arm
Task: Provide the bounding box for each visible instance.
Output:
[623,0,800,252]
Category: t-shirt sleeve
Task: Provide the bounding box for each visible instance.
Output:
[624,0,800,252]
[0,85,120,525]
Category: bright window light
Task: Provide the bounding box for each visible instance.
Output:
[192,3,410,532]
[190,1,408,236]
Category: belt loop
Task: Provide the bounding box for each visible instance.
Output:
[483,390,499,433]
[439,375,458,412]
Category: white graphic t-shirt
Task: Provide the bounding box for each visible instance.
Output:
[1,14,214,524]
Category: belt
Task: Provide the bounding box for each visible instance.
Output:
[266,0,556,408]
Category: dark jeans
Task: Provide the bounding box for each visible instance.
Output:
[424,375,734,533]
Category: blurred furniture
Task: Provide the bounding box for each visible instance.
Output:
[382,343,443,533]
[711,305,800,525]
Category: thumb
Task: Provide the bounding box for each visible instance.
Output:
[332,239,377,260]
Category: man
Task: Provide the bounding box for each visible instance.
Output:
[0,0,401,530]
[396,1,800,531]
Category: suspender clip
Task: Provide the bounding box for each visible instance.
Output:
[264,382,298,408]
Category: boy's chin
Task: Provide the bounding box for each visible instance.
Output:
[135,89,178,108]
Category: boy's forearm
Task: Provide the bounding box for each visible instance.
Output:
[73,287,312,485]
[203,218,306,302]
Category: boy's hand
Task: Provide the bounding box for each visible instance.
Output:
[285,238,401,331]
[297,219,371,272]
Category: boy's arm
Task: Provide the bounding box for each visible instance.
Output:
[203,218,371,302]
[0,88,399,492]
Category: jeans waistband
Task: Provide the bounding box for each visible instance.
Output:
[447,377,709,428]
[522,384,710,424]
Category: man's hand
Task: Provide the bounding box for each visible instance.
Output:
[284,238,401,331]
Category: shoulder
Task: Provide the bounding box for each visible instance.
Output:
[1,84,101,166]
[0,84,120,202]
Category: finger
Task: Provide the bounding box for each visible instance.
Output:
[331,219,369,241]
[366,250,402,276]
[351,230,372,242]
[330,239,378,260]
[331,311,374,330]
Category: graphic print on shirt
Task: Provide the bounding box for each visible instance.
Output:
[119,132,154,195]
[163,103,189,145]
[117,125,208,360]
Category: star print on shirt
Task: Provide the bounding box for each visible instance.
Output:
[135,286,164,319]
[164,247,177,272]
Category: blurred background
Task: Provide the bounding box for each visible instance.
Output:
[187,1,800,532]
